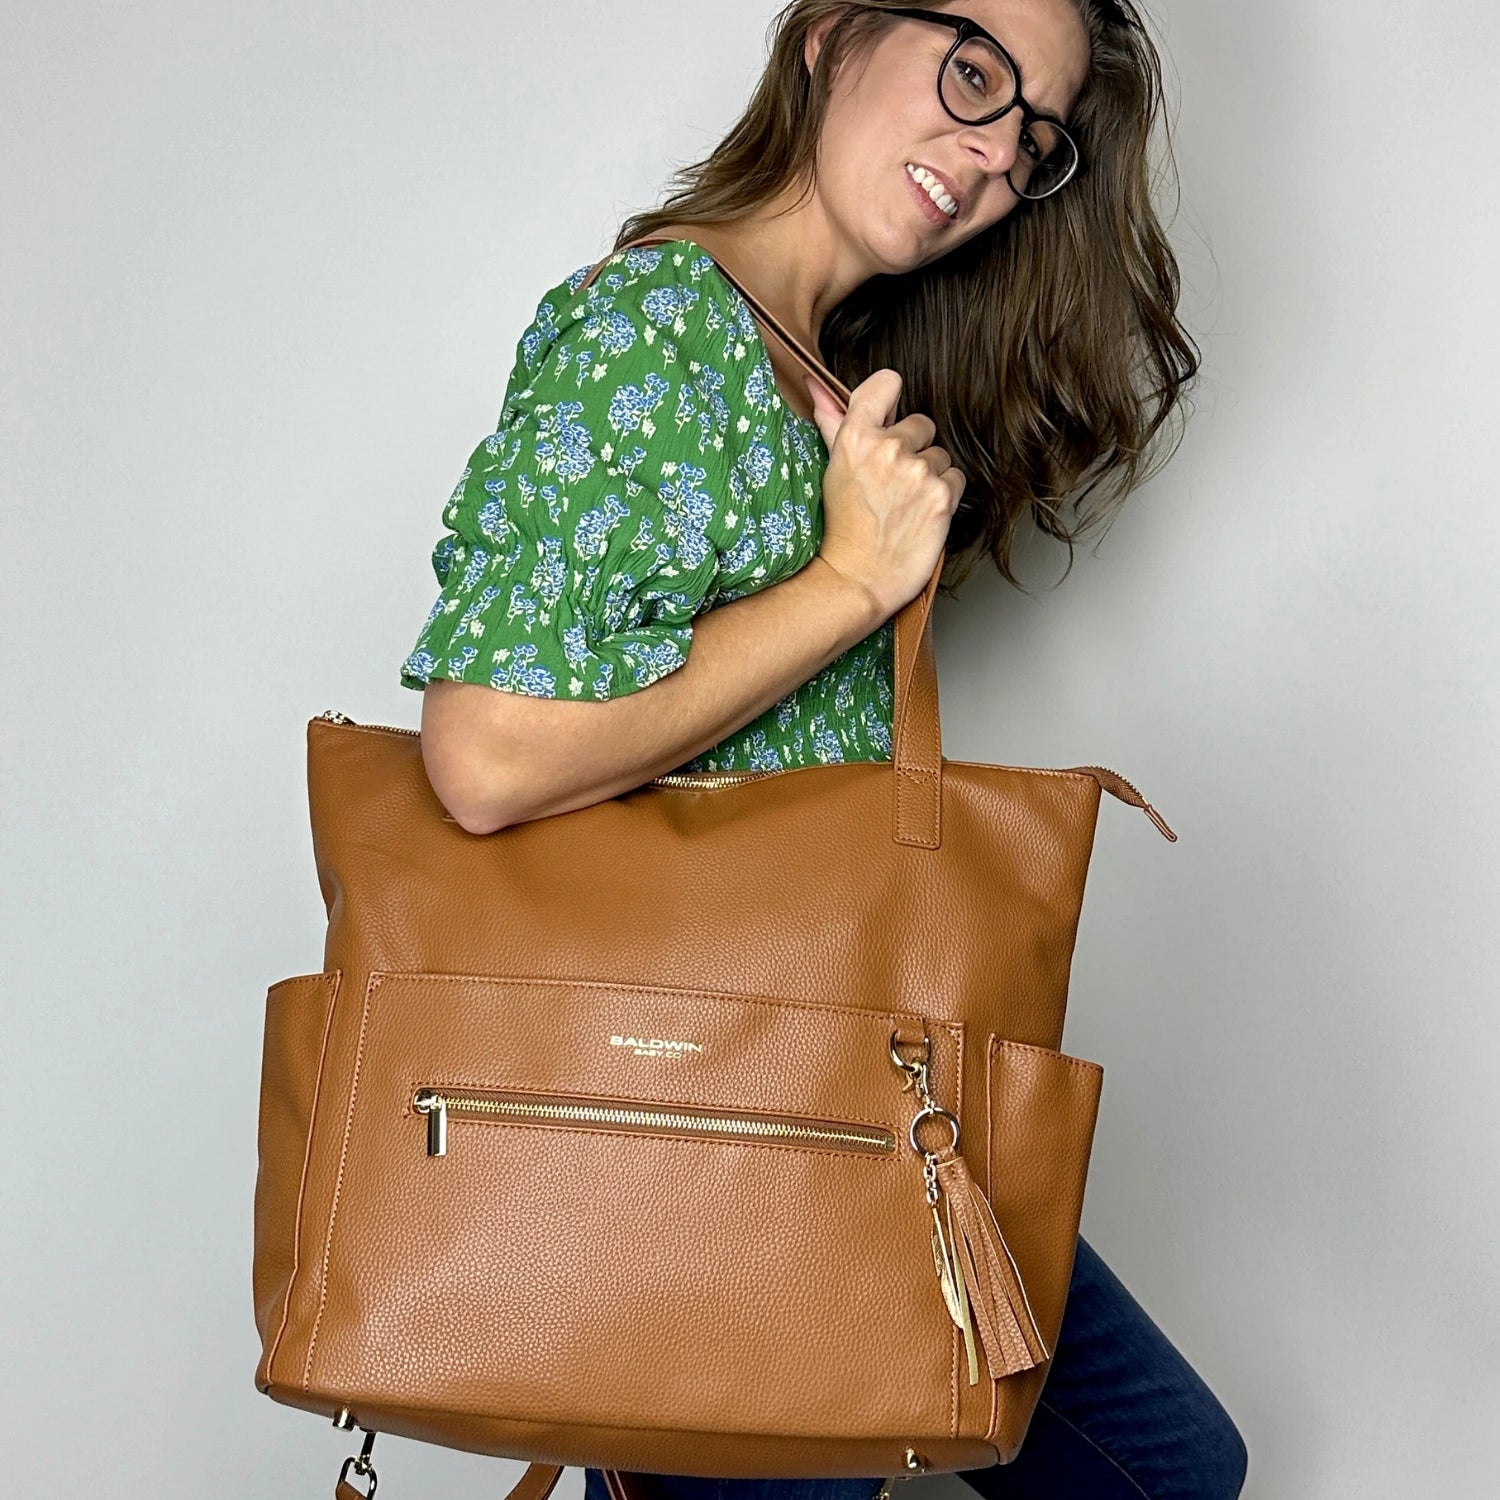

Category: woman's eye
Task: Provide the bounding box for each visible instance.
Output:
[955,59,989,93]
[1020,129,1043,163]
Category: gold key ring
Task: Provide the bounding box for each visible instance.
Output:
[908,1103,961,1158]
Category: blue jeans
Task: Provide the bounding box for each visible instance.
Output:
[583,1238,1247,1500]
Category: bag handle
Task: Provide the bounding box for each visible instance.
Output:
[580,234,944,848]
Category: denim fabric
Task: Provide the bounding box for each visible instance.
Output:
[585,1481,888,1500]
[582,1237,1247,1500]
[955,1240,1248,1499]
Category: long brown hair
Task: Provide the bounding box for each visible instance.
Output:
[614,0,1200,596]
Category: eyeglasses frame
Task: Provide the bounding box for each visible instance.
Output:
[851,3,1082,199]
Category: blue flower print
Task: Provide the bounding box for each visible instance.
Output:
[743,731,785,771]
[529,535,568,612]
[607,370,672,439]
[628,510,659,554]
[566,345,595,388]
[535,399,597,485]
[620,244,666,276]
[743,359,781,417]
[537,480,565,529]
[430,533,457,587]
[518,299,563,367]
[640,283,701,333]
[489,642,557,696]
[675,361,731,452]
[560,621,592,673]
[628,635,689,688]
[483,429,520,463]
[476,499,524,566]
[657,463,717,571]
[599,573,642,633]
[459,545,490,592]
[808,714,844,764]
[759,499,800,560]
[736,439,775,492]
[505,580,540,630]
[573,494,630,560]
[588,306,640,359]
[720,525,760,574]
[458,585,502,636]
[611,442,649,481]
[402,648,437,683]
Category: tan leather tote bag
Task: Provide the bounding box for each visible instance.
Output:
[252,234,1178,1500]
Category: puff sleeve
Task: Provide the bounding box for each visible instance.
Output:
[399,245,751,700]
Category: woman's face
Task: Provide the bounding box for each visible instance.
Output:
[807,0,1091,270]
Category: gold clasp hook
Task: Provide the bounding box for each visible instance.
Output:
[889,1027,961,1173]
[336,1427,378,1497]
[888,1027,931,1094]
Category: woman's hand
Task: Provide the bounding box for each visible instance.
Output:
[806,367,963,622]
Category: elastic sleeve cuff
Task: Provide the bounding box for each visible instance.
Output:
[398,584,699,700]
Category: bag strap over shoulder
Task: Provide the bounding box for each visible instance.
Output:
[581,233,945,850]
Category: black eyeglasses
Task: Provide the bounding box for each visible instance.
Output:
[851,4,1082,200]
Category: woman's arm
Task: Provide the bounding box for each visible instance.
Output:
[419,360,962,836]
[420,555,884,834]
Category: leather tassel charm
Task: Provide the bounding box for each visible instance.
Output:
[892,1025,1049,1386]
[931,1182,983,1385]
[931,1151,1050,1381]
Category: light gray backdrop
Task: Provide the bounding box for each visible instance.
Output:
[3,1,1496,1494]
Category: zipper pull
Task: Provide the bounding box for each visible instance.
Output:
[317,709,354,724]
[1065,765,1177,842]
[414,1090,448,1156]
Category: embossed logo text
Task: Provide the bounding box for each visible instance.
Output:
[608,1033,705,1060]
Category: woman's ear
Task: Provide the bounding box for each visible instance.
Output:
[803,8,847,75]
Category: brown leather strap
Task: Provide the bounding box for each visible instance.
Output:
[583,232,946,847]
[501,1463,568,1500]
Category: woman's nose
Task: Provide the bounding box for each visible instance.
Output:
[957,112,1025,179]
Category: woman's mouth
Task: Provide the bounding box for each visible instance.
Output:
[904,162,960,225]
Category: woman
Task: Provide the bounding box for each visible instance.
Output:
[399,1,1248,1497]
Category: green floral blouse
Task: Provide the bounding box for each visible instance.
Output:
[399,238,894,774]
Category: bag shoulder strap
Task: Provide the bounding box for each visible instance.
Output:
[582,232,944,849]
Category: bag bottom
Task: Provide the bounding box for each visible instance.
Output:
[262,1379,1004,1477]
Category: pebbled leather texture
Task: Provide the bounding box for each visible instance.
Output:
[253,232,1133,1492]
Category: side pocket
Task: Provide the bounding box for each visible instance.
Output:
[985,1037,1104,1370]
[253,970,341,1361]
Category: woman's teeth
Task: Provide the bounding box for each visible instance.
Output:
[905,162,958,218]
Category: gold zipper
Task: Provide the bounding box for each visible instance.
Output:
[411,1087,897,1159]
[315,712,1173,835]
[315,708,420,736]
[648,770,779,788]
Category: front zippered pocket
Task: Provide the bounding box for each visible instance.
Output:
[411,1086,899,1158]
[307,970,965,1442]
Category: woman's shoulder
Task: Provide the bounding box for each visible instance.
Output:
[510,236,759,396]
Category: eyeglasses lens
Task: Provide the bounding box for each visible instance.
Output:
[939,40,1077,199]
